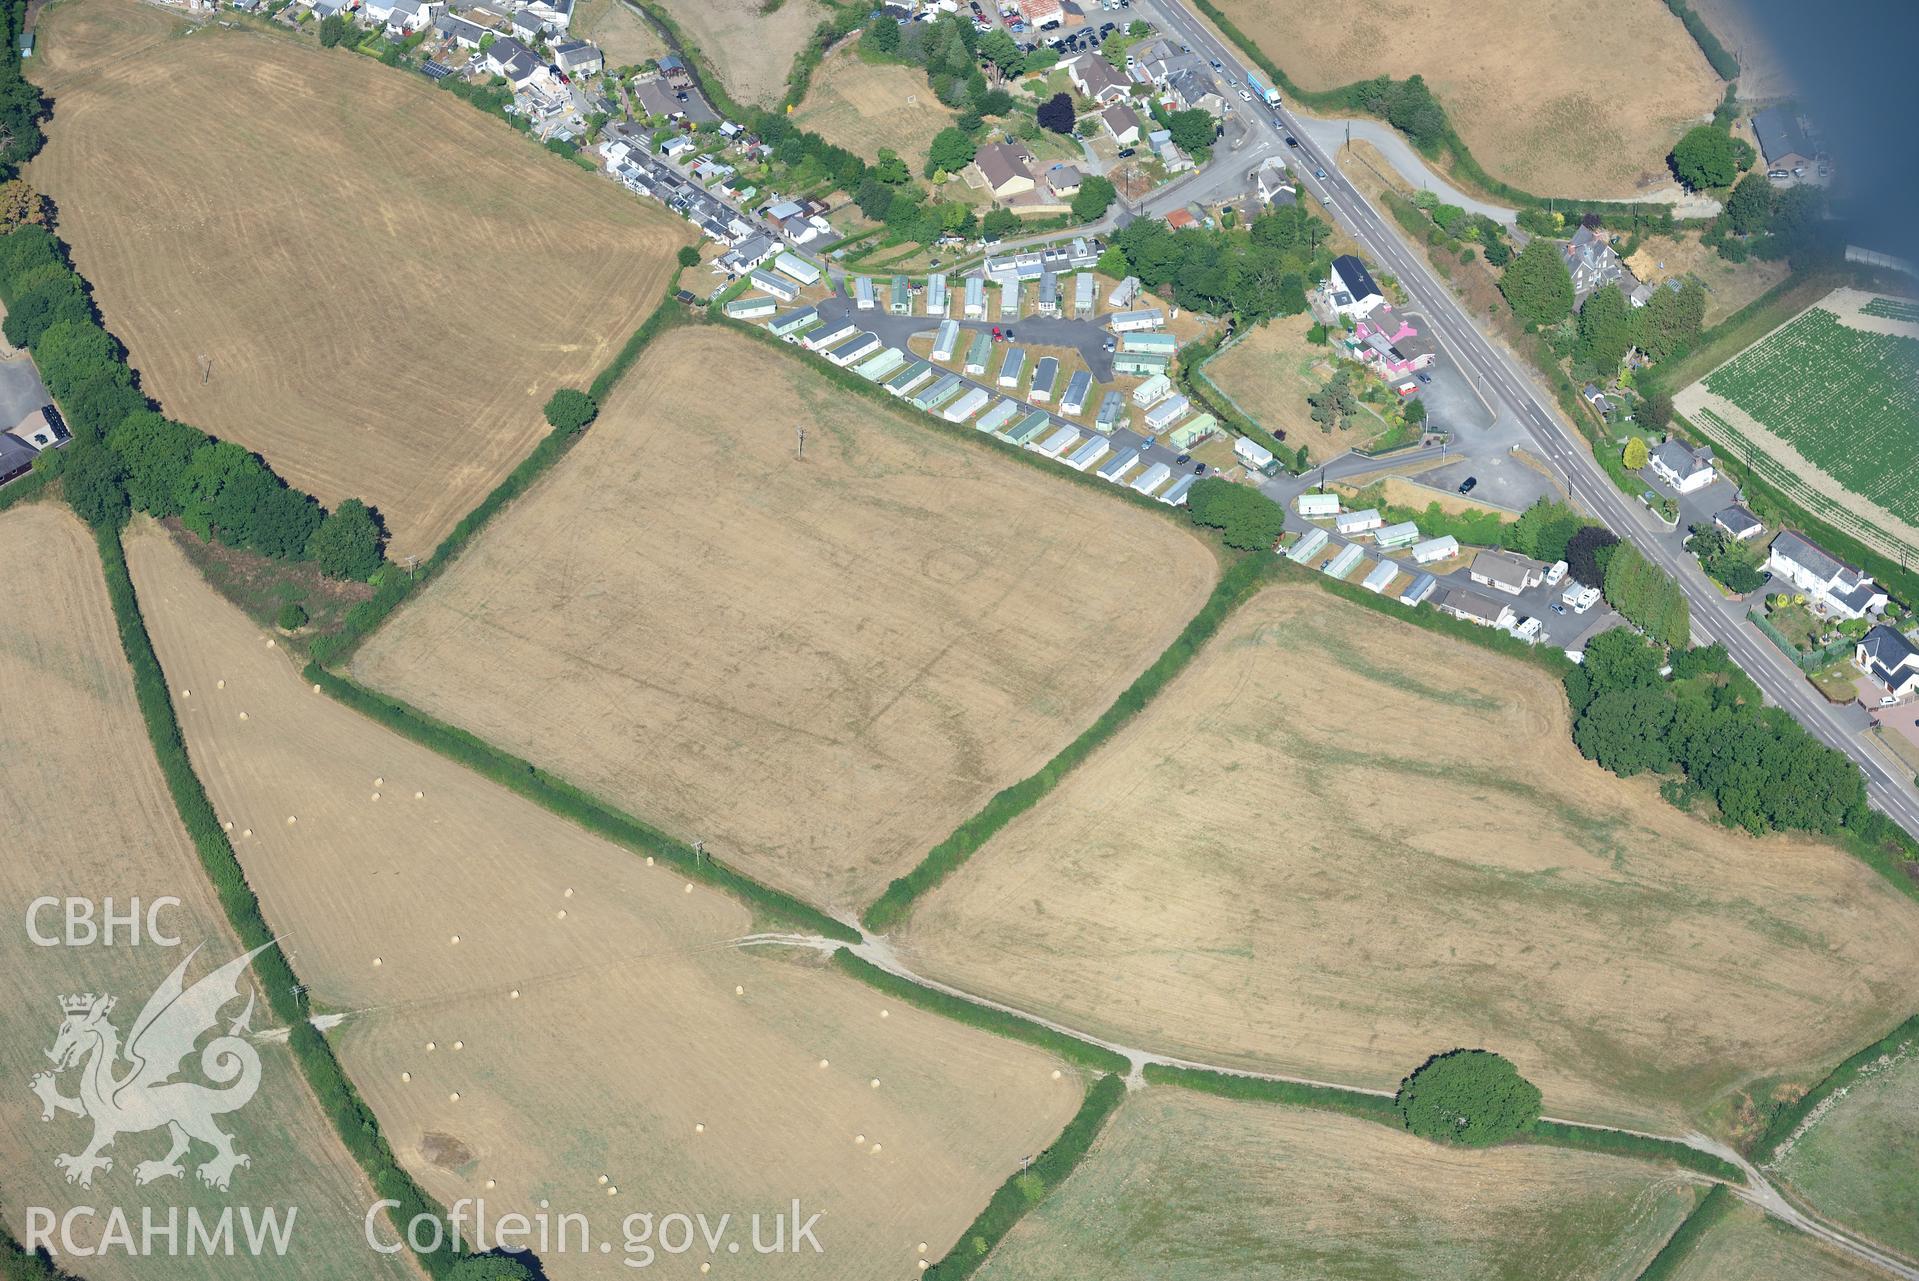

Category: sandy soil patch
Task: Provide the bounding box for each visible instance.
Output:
[896,583,1919,1132]
[27,0,690,561]
[1211,0,1723,198]
[979,1090,1695,1281]
[0,503,412,1281]
[652,0,826,106]
[1668,1200,1887,1281]
[794,47,957,170]
[123,517,1085,1279]
[351,324,1218,914]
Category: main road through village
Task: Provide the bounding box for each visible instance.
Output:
[1106,0,1919,843]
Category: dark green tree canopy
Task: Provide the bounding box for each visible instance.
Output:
[1669,125,1742,190]
[307,498,386,581]
[543,388,598,433]
[1185,478,1287,551]
[1499,238,1574,327]
[1037,93,1075,135]
[1395,1049,1542,1147]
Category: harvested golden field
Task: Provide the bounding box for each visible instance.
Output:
[352,324,1218,913]
[652,0,826,105]
[897,584,1919,1132]
[28,0,690,561]
[794,47,958,169]
[0,504,410,1281]
[1204,312,1394,463]
[1626,233,1792,326]
[572,0,667,69]
[1668,1201,1887,1281]
[978,1090,1695,1281]
[1210,0,1724,197]
[124,517,1085,1280]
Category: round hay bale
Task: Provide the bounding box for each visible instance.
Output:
[869,1143,882,1154]
[485,1179,496,1190]
[217,680,226,690]
[598,1175,609,1186]
[241,829,252,839]
[284,814,295,825]
[453,1041,464,1051]
[425,1040,436,1051]
[510,989,521,999]
[880,1009,889,1020]
[556,909,567,920]
[818,1059,829,1069]
[918,1243,927,1255]
[734,985,744,996]
[401,1071,411,1082]
[238,712,249,721]
[870,1078,880,1089]
[182,689,190,698]
[312,684,322,694]
[374,777,385,788]
[414,791,424,800]
[266,639,275,648]
[919,1261,929,1272]
[684,884,693,894]
[373,957,383,967]
[606,1186,618,1197]
[448,1092,460,1103]
[450,934,460,945]
[564,887,574,899]
[699,1265,709,1276]
[645,856,654,866]
[1052,1069,1062,1080]
[694,1123,704,1134]
[222,821,232,832]
[371,793,381,802]
[854,1134,865,1145]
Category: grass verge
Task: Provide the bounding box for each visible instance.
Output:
[305,664,860,942]
[925,1073,1127,1280]
[830,951,1129,1075]
[96,528,459,1276]
[861,552,1276,932]
[1633,1184,1735,1281]
[1753,1013,1919,1162]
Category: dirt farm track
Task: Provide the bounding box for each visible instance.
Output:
[27,0,690,561]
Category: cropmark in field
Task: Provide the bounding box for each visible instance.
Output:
[897,584,1919,1132]
[125,518,1086,1280]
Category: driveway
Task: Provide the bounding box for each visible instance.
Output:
[0,353,50,428]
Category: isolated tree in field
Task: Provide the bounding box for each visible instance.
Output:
[1307,369,1357,434]
[1395,1049,1541,1147]
[925,126,976,178]
[1404,397,1426,425]
[1725,172,1774,235]
[1071,174,1117,223]
[1669,125,1741,190]
[1498,238,1574,327]
[675,244,700,269]
[1622,436,1648,471]
[543,388,598,433]
[1573,282,1635,373]
[307,498,386,581]
[1037,92,1075,135]
[276,601,309,631]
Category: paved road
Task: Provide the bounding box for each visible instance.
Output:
[1142,0,1919,844]
[1290,114,1517,225]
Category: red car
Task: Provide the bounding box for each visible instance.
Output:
[991,326,1002,340]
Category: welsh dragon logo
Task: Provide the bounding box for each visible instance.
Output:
[30,942,271,1192]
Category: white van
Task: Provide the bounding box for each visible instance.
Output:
[1545,559,1568,587]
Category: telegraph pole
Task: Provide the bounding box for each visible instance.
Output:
[795,423,805,461]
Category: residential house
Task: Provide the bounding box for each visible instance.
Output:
[969,141,1038,202]
[1647,439,1716,494]
[658,53,692,88]
[551,39,602,77]
[1161,65,1225,118]
[719,233,777,275]
[1045,164,1081,198]
[1099,101,1142,148]
[0,433,33,487]
[1856,625,1919,701]
[1751,106,1816,180]
[1436,586,1516,630]
[309,0,347,20]
[1165,208,1199,231]
[1067,52,1131,104]
[508,7,546,40]
[434,11,485,45]
[1582,383,1613,415]
[384,0,438,35]
[1412,534,1458,564]
[1562,226,1643,309]
[631,77,684,120]
[1470,550,1544,596]
[1765,530,1888,619]
[1347,317,1435,383]
[1253,158,1295,206]
[1147,128,1192,173]
[1326,254,1386,319]
[1712,505,1763,541]
[1017,0,1064,28]
[485,36,543,87]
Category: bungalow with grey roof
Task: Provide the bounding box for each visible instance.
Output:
[1712,505,1763,541]
[1856,625,1919,701]
[1766,530,1887,620]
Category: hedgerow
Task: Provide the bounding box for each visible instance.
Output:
[1753,1013,1919,1162]
[1141,1062,1402,1125]
[1522,1121,1744,1183]
[830,951,1128,1074]
[1632,1184,1735,1281]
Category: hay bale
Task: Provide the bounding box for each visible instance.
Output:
[284,814,295,825]
[373,957,383,967]
[414,791,424,800]
[453,1041,464,1051]
[818,1059,829,1069]
[182,689,190,697]
[485,1179,496,1190]
[371,793,381,802]
[598,1175,609,1186]
[448,1092,460,1102]
[645,856,654,866]
[450,934,460,944]
[606,1186,618,1197]
[217,680,225,690]
[510,989,520,999]
[734,985,744,996]
[238,712,249,721]
[556,909,567,920]
[870,1143,882,1154]
[854,1134,865,1145]
[241,828,252,838]
[425,1041,436,1051]
[684,883,693,894]
[880,1009,889,1019]
[266,639,275,648]
[222,821,232,832]
[374,777,385,787]
[312,684,322,694]
[564,888,574,898]
[401,1071,411,1082]
[870,1078,880,1089]
[694,1123,704,1134]
[1051,1069,1062,1080]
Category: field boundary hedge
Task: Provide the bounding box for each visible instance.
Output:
[306,664,859,942]
[0,469,47,516]
[1754,1013,1919,1163]
[1633,1184,1735,1281]
[96,528,461,1276]
[861,552,1276,931]
[830,952,1129,1074]
[1523,1120,1744,1182]
[924,1073,1126,1280]
[308,298,683,666]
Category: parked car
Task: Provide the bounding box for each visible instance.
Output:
[991,326,1002,340]
[1314,167,1327,178]
[1457,476,1478,494]
[1194,462,1207,475]
[1415,371,1431,384]
[1176,453,1191,464]
[1208,57,1222,69]
[1284,135,1299,147]
[1236,87,1251,100]
[1116,146,1136,158]
[1004,329,1015,341]
[1549,601,1567,616]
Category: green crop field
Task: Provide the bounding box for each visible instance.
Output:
[1701,309,1919,525]
[1861,296,1919,324]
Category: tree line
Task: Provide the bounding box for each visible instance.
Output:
[1105,202,1328,323]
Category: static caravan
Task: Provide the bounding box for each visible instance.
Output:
[1108,307,1165,333]
[1412,535,1459,564]
[1074,272,1096,316]
[1287,527,1330,563]
[912,373,965,410]
[1297,492,1339,518]
[943,386,991,422]
[1335,508,1383,535]
[825,331,881,367]
[1130,460,1173,496]
[1324,543,1365,579]
[964,330,993,375]
[1168,415,1216,449]
[976,399,1020,434]
[1060,370,1094,416]
[926,273,949,316]
[774,252,821,285]
[1097,449,1140,484]
[1065,436,1111,472]
[1029,357,1060,403]
[964,276,987,318]
[748,269,800,302]
[1361,559,1398,593]
[889,276,911,314]
[1234,436,1277,474]
[1114,352,1171,377]
[1399,572,1438,606]
[854,276,876,310]
[1004,411,1053,446]
[1374,521,1421,550]
[932,319,962,363]
[1036,273,1060,316]
[855,347,907,381]
[997,348,1027,388]
[1095,391,1126,431]
[1159,473,1198,506]
[1132,373,1174,406]
[883,360,934,397]
[1120,331,1178,354]
[999,278,1019,319]
[1143,395,1190,432]
[803,320,857,351]
[768,306,819,337]
[1034,424,1081,458]
[724,295,777,319]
